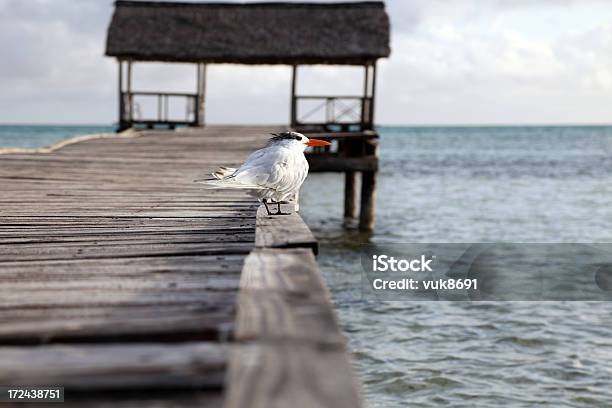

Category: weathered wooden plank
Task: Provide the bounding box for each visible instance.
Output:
[0,242,253,262]
[0,210,256,217]
[0,254,245,276]
[0,207,254,214]
[0,304,233,321]
[51,391,224,408]
[0,232,254,244]
[255,206,318,254]
[224,343,362,408]
[0,227,253,238]
[0,217,255,227]
[0,198,256,204]
[0,289,236,309]
[235,248,343,345]
[0,306,236,344]
[0,343,227,389]
[0,235,252,248]
[0,275,240,291]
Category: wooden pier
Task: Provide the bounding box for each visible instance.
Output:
[0,126,361,407]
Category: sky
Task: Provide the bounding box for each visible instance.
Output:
[1,0,612,125]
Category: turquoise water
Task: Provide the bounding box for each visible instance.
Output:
[300,126,612,407]
[3,125,612,407]
[0,124,114,149]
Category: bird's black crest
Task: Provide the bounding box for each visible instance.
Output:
[268,132,303,144]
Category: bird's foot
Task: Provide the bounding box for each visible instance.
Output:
[273,202,291,216]
[262,200,273,216]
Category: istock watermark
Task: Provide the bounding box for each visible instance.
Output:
[360,244,612,301]
[372,254,434,272]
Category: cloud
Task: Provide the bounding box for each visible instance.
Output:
[0,0,115,123]
[1,0,612,124]
[377,0,612,124]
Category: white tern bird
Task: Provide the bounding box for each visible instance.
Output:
[196,131,331,215]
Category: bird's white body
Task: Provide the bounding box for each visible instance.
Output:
[196,132,328,213]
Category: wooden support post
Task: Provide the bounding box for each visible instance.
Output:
[359,136,378,231]
[344,171,358,219]
[196,63,207,127]
[164,95,169,122]
[157,94,162,122]
[126,60,133,125]
[359,170,376,231]
[195,65,200,124]
[290,65,297,127]
[363,64,370,96]
[117,60,124,131]
[369,61,378,128]
[362,64,370,128]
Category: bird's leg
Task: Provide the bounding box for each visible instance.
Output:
[262,199,273,216]
[275,201,291,216]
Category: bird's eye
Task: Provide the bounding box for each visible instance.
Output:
[295,135,302,141]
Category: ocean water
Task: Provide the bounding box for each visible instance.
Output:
[299,126,612,407]
[2,125,612,407]
[0,124,114,149]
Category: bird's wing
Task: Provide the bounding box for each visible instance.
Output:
[233,146,290,189]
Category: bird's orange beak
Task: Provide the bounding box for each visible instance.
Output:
[306,139,331,147]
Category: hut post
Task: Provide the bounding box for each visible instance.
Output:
[126,60,133,126]
[195,65,200,124]
[362,63,370,129]
[290,64,297,127]
[359,59,378,231]
[196,63,207,127]
[369,61,378,128]
[117,59,124,131]
[290,64,300,212]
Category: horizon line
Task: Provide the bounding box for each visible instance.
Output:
[2,122,612,128]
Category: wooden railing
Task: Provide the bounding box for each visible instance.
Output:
[291,95,373,132]
[120,91,199,129]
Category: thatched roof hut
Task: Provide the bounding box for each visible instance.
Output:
[105,1,390,65]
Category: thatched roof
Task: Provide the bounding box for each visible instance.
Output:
[105,1,390,65]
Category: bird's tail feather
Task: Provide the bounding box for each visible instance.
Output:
[211,166,237,180]
[195,166,256,189]
[194,177,264,190]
